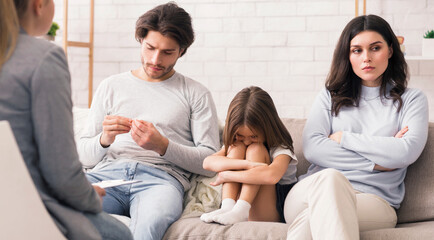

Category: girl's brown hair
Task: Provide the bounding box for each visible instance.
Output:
[326,14,407,116]
[223,86,294,155]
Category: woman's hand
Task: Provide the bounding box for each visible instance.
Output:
[374,126,408,172]
[374,164,395,171]
[394,126,408,138]
[329,131,343,144]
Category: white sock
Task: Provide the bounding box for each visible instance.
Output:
[200,198,236,223]
[213,199,251,225]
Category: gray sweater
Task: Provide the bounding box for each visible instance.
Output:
[78,71,220,191]
[0,30,102,239]
[302,85,429,208]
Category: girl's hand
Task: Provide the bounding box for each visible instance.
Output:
[394,126,408,138]
[329,131,343,144]
[210,172,227,186]
[247,161,267,169]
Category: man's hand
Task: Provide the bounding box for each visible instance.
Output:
[131,119,169,156]
[93,185,106,203]
[329,131,343,144]
[100,115,132,147]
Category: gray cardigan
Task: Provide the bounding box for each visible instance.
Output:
[0,30,102,240]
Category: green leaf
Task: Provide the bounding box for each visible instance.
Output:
[47,22,60,37]
[423,30,434,39]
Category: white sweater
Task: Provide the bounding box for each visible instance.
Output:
[78,71,220,191]
[302,84,428,208]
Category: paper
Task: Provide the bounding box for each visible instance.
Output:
[92,179,142,189]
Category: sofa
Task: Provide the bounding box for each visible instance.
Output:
[73,108,434,240]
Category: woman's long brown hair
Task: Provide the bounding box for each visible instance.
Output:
[223,86,294,155]
[326,15,407,116]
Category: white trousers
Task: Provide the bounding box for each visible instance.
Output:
[284,169,397,240]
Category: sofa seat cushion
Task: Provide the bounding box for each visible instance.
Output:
[361,221,434,240]
[163,218,434,240]
[397,124,434,224]
[163,217,288,240]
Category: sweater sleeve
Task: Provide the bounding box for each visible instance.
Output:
[302,89,375,171]
[163,91,220,177]
[31,45,101,213]
[340,89,429,169]
[77,80,110,168]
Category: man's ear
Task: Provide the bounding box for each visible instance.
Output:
[179,48,185,57]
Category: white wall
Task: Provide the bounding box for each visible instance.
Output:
[52,0,434,121]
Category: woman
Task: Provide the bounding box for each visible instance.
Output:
[284,15,428,240]
[0,0,132,239]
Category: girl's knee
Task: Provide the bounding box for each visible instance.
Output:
[227,142,247,158]
[246,143,269,163]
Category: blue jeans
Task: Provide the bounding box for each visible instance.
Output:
[87,162,184,240]
[84,211,133,240]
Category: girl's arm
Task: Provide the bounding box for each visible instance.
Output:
[210,154,291,186]
[203,148,266,173]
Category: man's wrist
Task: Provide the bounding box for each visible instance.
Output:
[99,134,111,148]
[158,137,169,156]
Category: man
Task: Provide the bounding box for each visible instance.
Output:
[78,3,220,240]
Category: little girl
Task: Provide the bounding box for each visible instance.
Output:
[200,86,298,225]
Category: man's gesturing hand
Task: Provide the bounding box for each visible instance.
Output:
[100,115,132,147]
[131,119,169,156]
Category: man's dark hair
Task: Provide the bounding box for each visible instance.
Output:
[135,2,194,57]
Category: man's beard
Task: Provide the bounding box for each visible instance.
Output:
[141,57,176,80]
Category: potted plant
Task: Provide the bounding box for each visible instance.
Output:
[422,29,434,57]
[43,22,59,41]
[396,36,405,55]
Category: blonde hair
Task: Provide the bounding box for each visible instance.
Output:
[0,0,20,70]
[223,86,294,155]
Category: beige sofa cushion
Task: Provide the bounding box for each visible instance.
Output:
[164,218,288,240]
[280,118,309,177]
[397,122,434,223]
[361,221,434,239]
[163,217,434,240]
